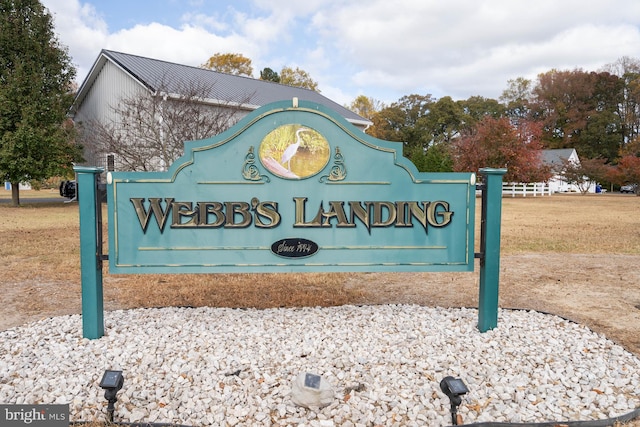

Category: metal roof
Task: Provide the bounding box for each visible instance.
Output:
[74,49,370,127]
[541,148,578,166]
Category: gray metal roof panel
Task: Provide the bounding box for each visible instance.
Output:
[101,50,369,125]
[542,148,576,165]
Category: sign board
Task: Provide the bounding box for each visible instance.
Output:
[107,99,476,273]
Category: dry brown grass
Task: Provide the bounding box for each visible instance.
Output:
[1,191,639,316]
[0,192,364,321]
[499,193,640,254]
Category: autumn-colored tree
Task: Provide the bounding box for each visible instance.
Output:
[607,154,640,194]
[532,69,623,162]
[280,66,319,91]
[451,116,550,183]
[560,157,610,194]
[367,104,405,142]
[348,95,384,120]
[202,53,253,76]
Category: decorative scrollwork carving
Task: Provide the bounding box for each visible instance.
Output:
[320,146,346,182]
[242,146,270,182]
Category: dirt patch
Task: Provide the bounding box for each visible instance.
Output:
[2,254,639,358]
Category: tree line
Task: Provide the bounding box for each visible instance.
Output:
[201,52,320,91]
[350,58,640,191]
[204,52,640,191]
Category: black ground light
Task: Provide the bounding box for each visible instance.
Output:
[440,376,469,425]
[99,370,124,422]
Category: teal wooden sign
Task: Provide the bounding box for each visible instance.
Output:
[106,99,476,273]
[77,101,506,340]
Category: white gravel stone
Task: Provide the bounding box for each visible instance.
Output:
[0,305,639,426]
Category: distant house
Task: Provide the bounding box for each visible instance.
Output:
[542,148,596,193]
[71,50,370,170]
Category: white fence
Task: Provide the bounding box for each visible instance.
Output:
[502,182,551,197]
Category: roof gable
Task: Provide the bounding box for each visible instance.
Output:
[542,148,579,166]
[73,49,370,127]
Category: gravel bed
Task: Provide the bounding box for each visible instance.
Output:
[0,305,639,426]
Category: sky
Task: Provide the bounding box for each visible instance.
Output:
[40,0,640,107]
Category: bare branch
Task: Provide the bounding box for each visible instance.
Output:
[79,75,255,171]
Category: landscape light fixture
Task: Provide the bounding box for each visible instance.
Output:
[440,376,469,425]
[99,370,124,422]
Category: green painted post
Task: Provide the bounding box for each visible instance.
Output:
[478,168,507,332]
[74,166,105,339]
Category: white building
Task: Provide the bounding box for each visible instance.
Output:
[542,148,596,193]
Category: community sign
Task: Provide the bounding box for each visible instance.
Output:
[107,99,476,274]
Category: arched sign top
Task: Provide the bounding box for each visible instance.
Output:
[107,99,476,273]
[151,99,464,185]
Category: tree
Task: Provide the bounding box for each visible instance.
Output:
[559,157,610,194]
[259,67,280,83]
[81,78,249,171]
[385,94,434,151]
[602,56,640,147]
[0,0,81,206]
[202,53,253,76]
[347,95,384,121]
[458,96,505,124]
[451,116,550,183]
[620,135,640,157]
[406,141,453,172]
[367,95,431,142]
[367,104,406,142]
[424,96,466,145]
[532,69,623,162]
[607,154,640,195]
[366,94,457,171]
[500,77,534,121]
[280,66,320,91]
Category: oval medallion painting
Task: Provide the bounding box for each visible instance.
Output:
[259,124,330,179]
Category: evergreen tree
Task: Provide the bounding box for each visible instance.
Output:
[0,0,81,206]
[259,67,280,83]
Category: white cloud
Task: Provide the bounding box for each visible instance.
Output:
[105,23,258,69]
[42,0,108,77]
[307,0,640,101]
[233,10,294,47]
[40,0,640,105]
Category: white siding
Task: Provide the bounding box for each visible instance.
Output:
[74,61,147,126]
[75,61,149,167]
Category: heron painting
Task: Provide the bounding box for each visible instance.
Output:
[280,127,309,171]
[259,124,330,179]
